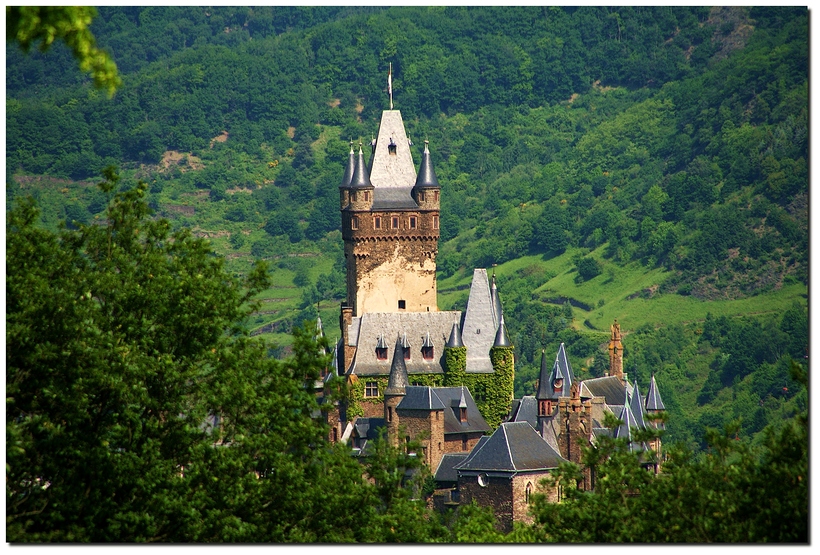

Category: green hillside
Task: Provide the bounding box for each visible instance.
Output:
[6,6,807,450]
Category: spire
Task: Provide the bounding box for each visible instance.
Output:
[535,349,551,400]
[614,385,639,441]
[385,334,408,396]
[413,140,440,189]
[349,143,372,189]
[493,314,511,348]
[490,272,502,330]
[446,322,464,348]
[646,374,666,411]
[339,140,355,188]
[555,343,576,386]
[630,380,647,429]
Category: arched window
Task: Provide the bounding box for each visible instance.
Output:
[526,482,533,504]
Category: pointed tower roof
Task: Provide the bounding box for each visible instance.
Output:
[629,380,647,430]
[535,349,551,400]
[490,273,503,331]
[543,343,575,399]
[349,143,372,189]
[614,389,639,442]
[493,314,511,348]
[385,334,408,396]
[645,374,666,411]
[339,141,355,188]
[555,343,576,386]
[445,322,464,348]
[413,140,440,189]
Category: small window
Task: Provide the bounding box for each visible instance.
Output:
[418,191,425,202]
[392,216,399,229]
[363,191,370,202]
[478,473,488,487]
[433,215,439,229]
[376,347,388,360]
[434,191,439,202]
[409,216,417,229]
[460,406,467,422]
[553,378,563,392]
[351,191,356,201]
[351,216,359,230]
[404,348,410,361]
[365,381,379,397]
[526,482,533,504]
[374,216,381,229]
[398,300,406,310]
[422,346,434,360]
[462,435,468,451]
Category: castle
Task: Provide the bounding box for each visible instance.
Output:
[320,96,666,532]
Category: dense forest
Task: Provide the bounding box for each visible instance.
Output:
[6,6,807,451]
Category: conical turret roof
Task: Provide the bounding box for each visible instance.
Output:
[413,140,440,189]
[629,380,647,429]
[646,374,666,411]
[493,314,511,348]
[349,144,372,189]
[339,141,355,188]
[385,334,408,396]
[445,322,464,348]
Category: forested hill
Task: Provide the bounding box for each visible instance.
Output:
[6,6,808,448]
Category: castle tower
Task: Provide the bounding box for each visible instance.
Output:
[608,319,624,382]
[384,334,409,447]
[339,110,440,319]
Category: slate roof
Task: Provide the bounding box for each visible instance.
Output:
[629,381,648,430]
[507,395,538,429]
[461,269,500,373]
[369,110,417,190]
[445,322,464,348]
[435,453,469,484]
[646,374,666,411]
[385,334,409,395]
[339,141,355,188]
[542,343,575,400]
[580,375,632,406]
[434,387,491,435]
[347,311,461,375]
[493,314,512,347]
[348,145,372,189]
[413,140,440,189]
[398,386,445,411]
[455,422,568,473]
[371,187,418,210]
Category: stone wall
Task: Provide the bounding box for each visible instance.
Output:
[459,473,514,533]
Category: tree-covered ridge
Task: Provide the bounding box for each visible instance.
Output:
[6,6,808,451]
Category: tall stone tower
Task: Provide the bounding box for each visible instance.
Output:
[339,112,440,318]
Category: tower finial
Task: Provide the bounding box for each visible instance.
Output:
[388,62,393,110]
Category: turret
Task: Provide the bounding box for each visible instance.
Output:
[536,349,554,417]
[384,334,408,446]
[412,140,441,210]
[346,142,374,212]
[445,322,464,348]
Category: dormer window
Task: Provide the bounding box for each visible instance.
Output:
[553,378,564,392]
[375,335,388,360]
[388,137,397,155]
[459,406,467,422]
[422,332,434,360]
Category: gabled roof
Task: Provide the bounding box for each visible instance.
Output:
[434,387,490,435]
[455,422,568,473]
[346,311,461,375]
[398,386,445,411]
[352,417,385,441]
[580,375,630,405]
[646,374,666,411]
